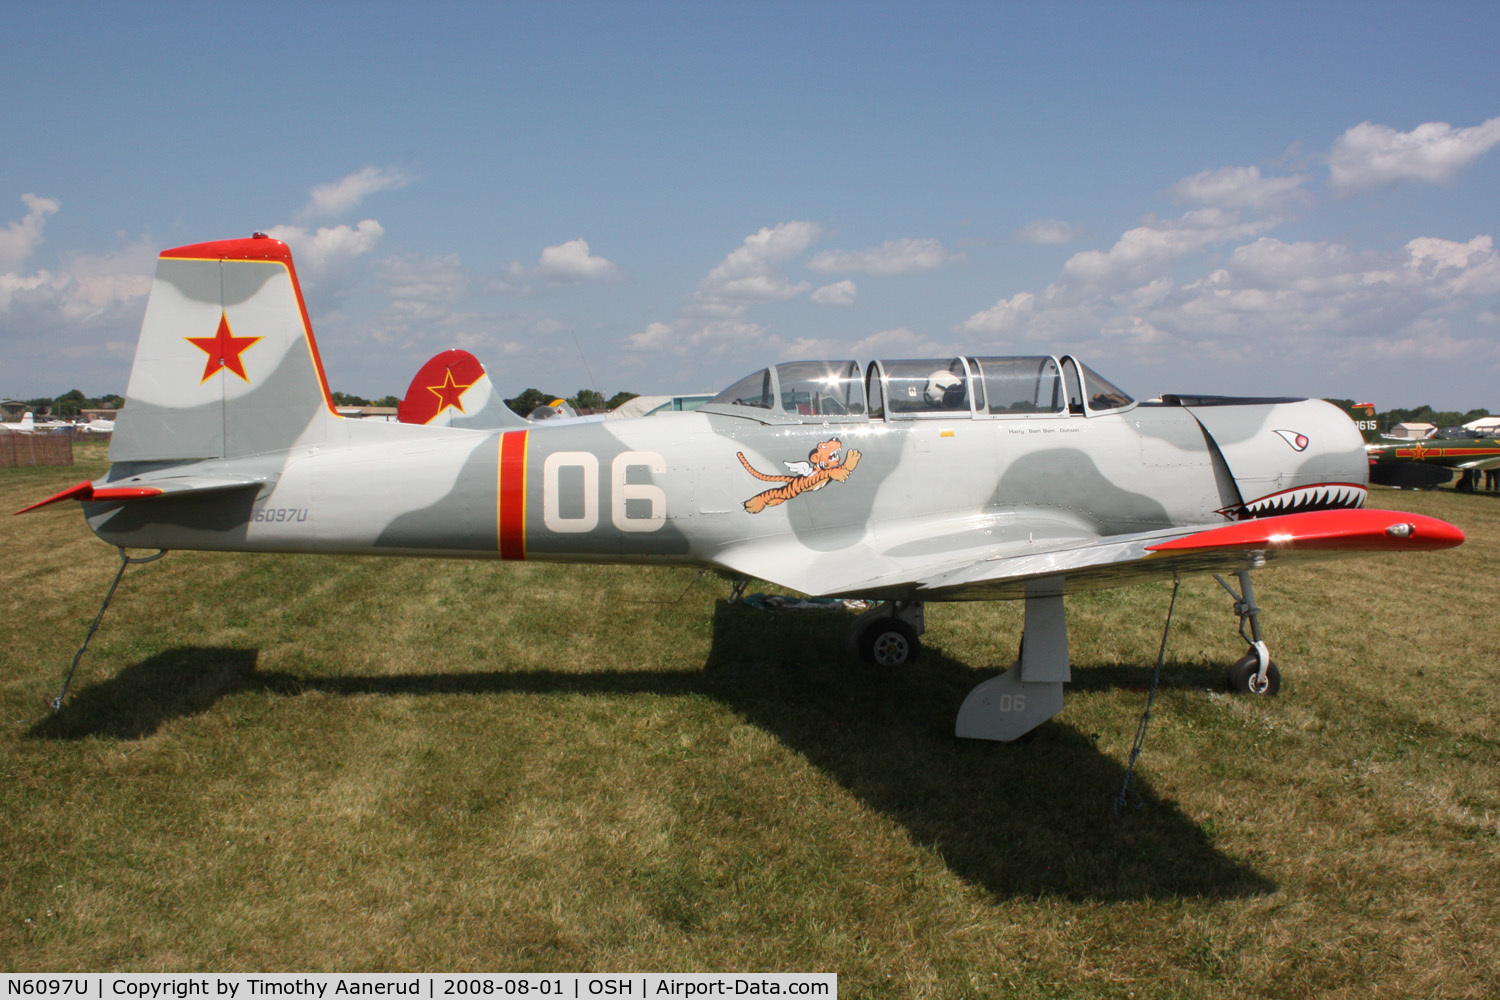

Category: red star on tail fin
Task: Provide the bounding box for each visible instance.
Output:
[185,311,262,383]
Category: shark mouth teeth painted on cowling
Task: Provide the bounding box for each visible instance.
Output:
[1226,483,1369,519]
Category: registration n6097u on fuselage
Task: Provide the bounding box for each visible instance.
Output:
[21,236,1463,741]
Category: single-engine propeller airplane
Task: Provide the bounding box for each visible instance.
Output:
[19,235,1465,741]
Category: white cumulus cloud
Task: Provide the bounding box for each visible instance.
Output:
[847,327,950,357]
[0,193,59,272]
[807,237,956,276]
[1013,219,1081,245]
[535,238,620,283]
[1405,235,1500,296]
[265,220,385,273]
[627,317,770,355]
[58,237,157,316]
[0,198,154,320]
[0,200,159,393]
[811,280,857,306]
[630,221,826,356]
[1059,208,1271,293]
[710,221,821,281]
[1329,117,1500,192]
[958,291,1035,334]
[628,321,677,351]
[1171,165,1309,213]
[377,253,469,322]
[693,221,821,315]
[301,166,410,219]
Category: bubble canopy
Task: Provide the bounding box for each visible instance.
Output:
[704,356,1134,422]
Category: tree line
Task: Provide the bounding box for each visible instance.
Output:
[1325,398,1492,432]
[504,388,639,415]
[13,387,642,416]
[14,389,124,416]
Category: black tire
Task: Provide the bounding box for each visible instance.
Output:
[1227,651,1280,696]
[858,619,921,667]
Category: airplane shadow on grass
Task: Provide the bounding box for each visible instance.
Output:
[31,599,1273,902]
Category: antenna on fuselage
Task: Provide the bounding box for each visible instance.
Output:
[569,328,605,405]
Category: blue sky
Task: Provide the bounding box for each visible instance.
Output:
[3,1,1498,410]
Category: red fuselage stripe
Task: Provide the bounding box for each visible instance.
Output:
[1392,446,1500,460]
[498,430,528,559]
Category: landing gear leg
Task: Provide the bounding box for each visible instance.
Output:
[1214,570,1280,696]
[849,600,925,667]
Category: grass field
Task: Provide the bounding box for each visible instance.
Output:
[3,442,1498,997]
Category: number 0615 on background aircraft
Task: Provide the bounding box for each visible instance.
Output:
[19,236,1464,741]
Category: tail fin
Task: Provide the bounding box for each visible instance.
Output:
[397,348,529,429]
[109,235,340,462]
[1344,401,1383,444]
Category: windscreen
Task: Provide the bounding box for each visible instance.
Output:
[709,368,773,409]
[1081,363,1134,411]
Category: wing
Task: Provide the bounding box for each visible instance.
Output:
[914,508,1463,600]
[709,508,1463,601]
[1454,452,1500,471]
[783,460,815,477]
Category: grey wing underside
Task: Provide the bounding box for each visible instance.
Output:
[708,519,1236,602]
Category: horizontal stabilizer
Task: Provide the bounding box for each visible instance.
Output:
[16,473,266,514]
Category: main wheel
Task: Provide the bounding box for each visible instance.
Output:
[858,619,921,667]
[1227,651,1280,696]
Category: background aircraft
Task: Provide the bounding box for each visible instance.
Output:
[1343,402,1500,490]
[1371,436,1500,491]
[19,236,1463,742]
[16,412,75,432]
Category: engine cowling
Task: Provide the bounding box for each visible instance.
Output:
[1171,396,1369,518]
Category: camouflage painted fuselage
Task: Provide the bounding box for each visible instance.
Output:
[88,391,1369,601]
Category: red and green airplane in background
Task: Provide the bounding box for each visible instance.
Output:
[1343,402,1500,491]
